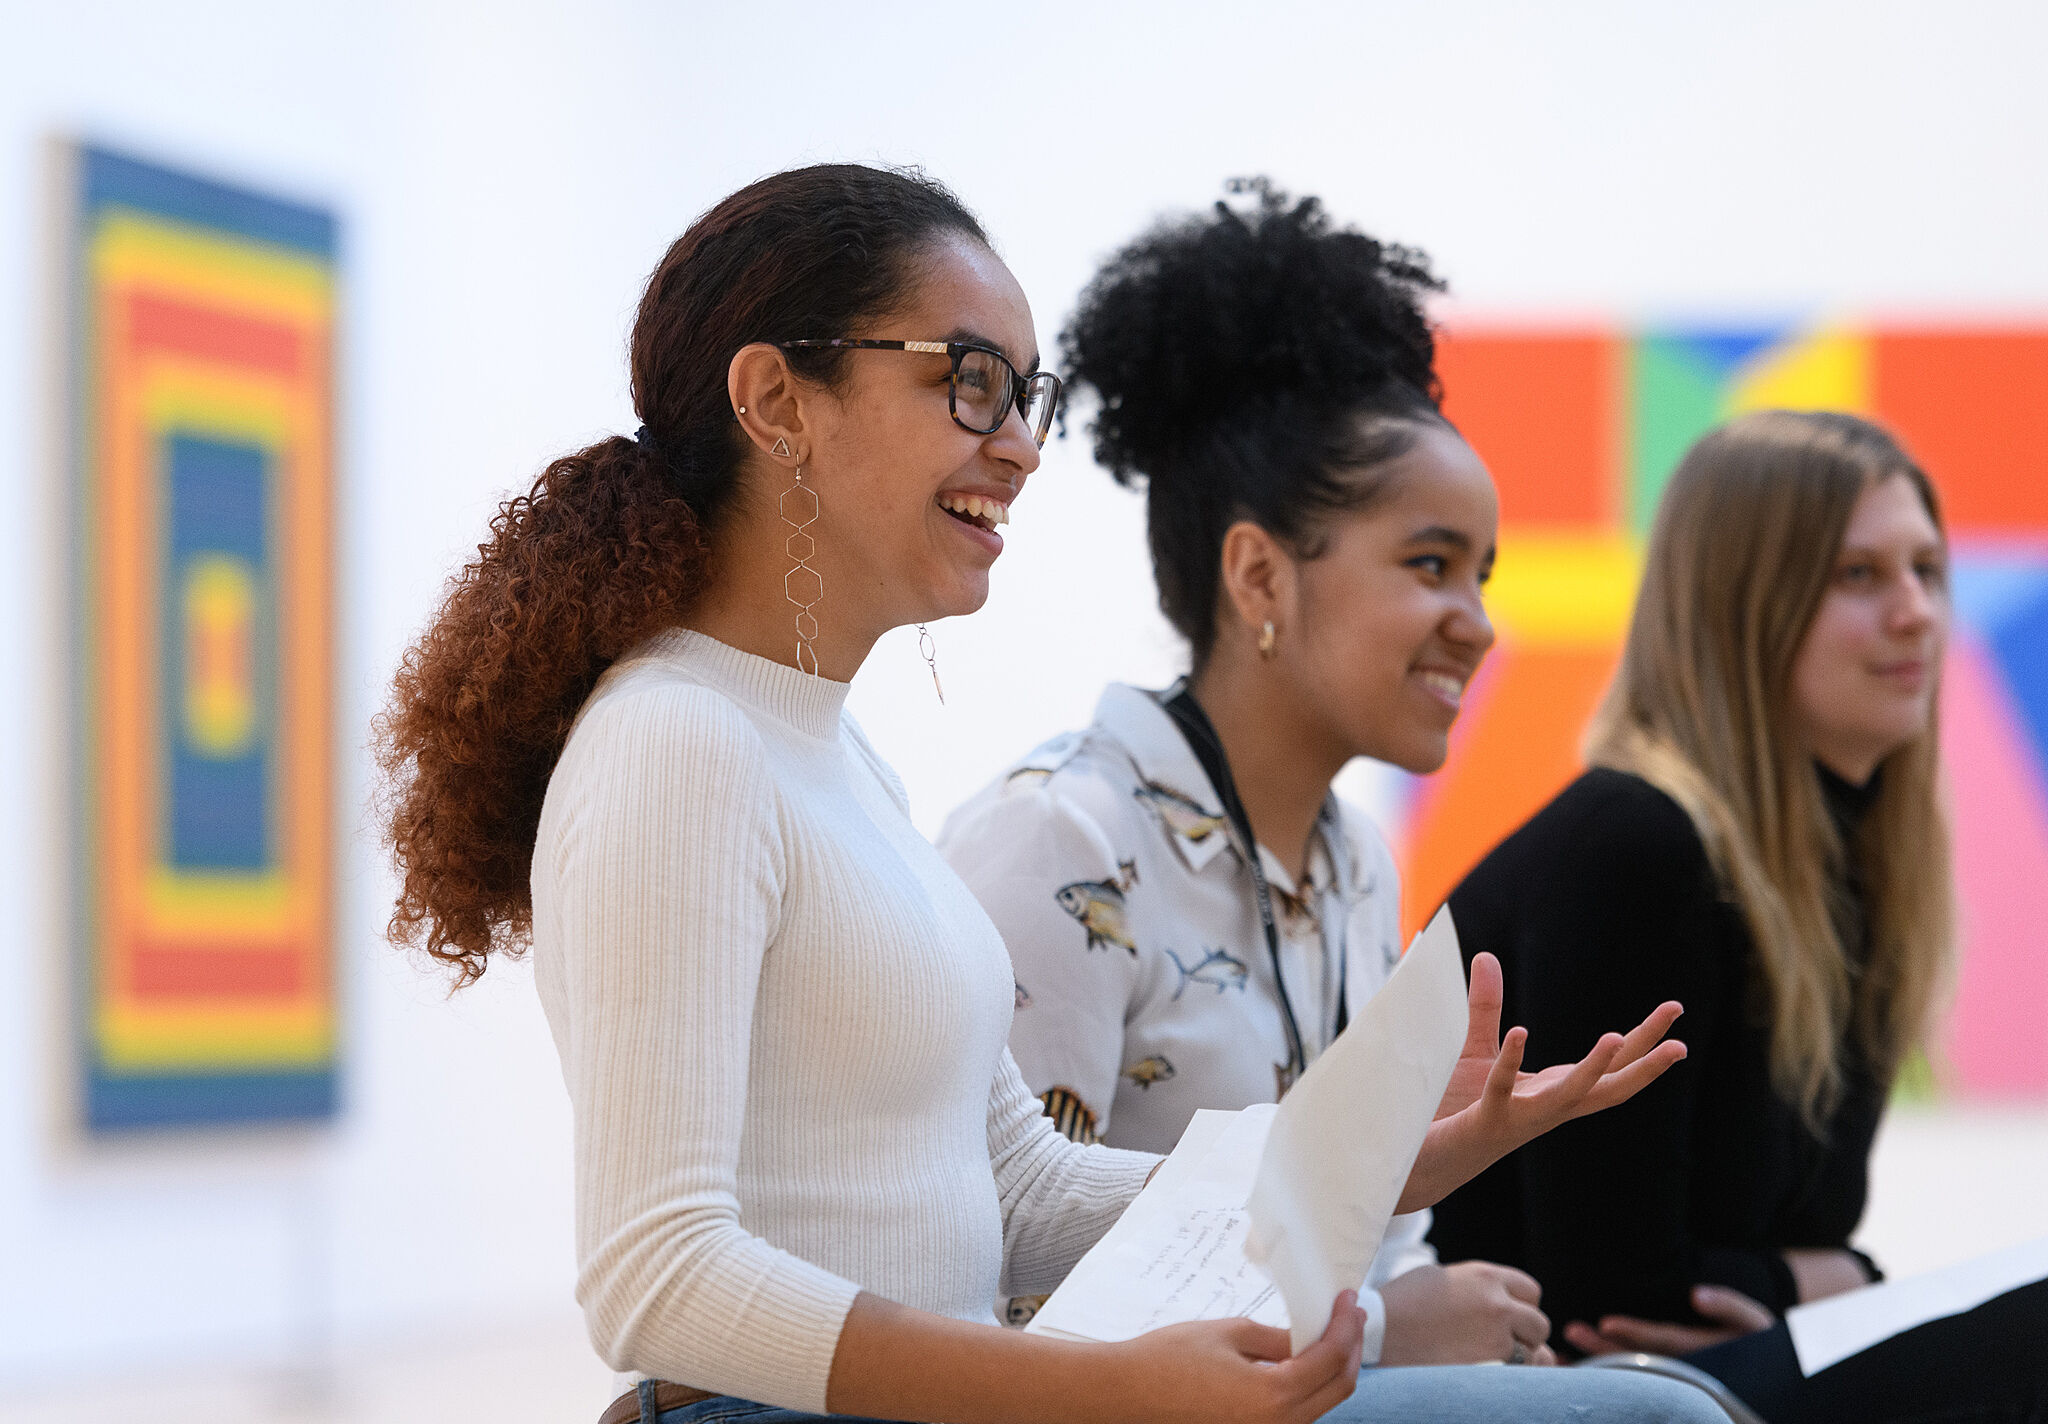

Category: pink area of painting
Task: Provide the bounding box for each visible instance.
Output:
[1938,635,2048,1095]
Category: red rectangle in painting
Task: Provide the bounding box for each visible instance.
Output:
[1436,328,1625,526]
[126,291,304,378]
[1874,330,2048,532]
[129,942,308,996]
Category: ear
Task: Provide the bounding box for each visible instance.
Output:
[1217,520,1299,642]
[728,342,809,465]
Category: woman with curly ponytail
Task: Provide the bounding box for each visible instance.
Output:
[376,167,1717,1424]
[377,165,970,985]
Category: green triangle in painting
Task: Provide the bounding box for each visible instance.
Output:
[1628,326,1794,535]
[1628,336,1725,536]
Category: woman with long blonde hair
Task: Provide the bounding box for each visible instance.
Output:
[1429,409,2048,1421]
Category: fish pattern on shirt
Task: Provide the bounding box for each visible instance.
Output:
[1162,946,1250,1000]
[1054,860,1140,954]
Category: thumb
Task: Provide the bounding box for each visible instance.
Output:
[1464,953,1504,1055]
[1692,1284,1774,1332]
[1226,1318,1295,1362]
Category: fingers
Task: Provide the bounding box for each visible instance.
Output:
[1612,1001,1684,1068]
[1463,953,1505,1059]
[1476,1260,1553,1348]
[1283,1290,1360,1369]
[1481,1026,1528,1106]
[1299,1360,1363,1424]
[1273,1291,1362,1403]
[1489,1264,1544,1306]
[1225,1318,1295,1363]
[1692,1284,1775,1334]
[1527,1031,1622,1116]
[1507,1296,1552,1350]
[1573,1040,1688,1118]
[1529,1343,1560,1366]
[1589,1313,1715,1356]
[1290,1296,1366,1424]
[1563,1319,1625,1356]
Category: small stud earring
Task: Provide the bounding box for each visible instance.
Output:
[737,405,747,415]
[1259,620,1278,658]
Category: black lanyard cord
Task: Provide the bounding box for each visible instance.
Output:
[1160,684,1347,1087]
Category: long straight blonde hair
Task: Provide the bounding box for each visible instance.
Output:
[1585,410,1955,1127]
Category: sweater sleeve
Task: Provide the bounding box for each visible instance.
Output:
[542,686,860,1411]
[939,781,1140,1138]
[985,1047,1158,1297]
[1468,774,1798,1332]
[1366,1211,1439,1288]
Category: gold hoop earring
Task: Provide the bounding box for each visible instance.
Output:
[1259,620,1277,658]
[916,623,944,705]
[781,464,821,675]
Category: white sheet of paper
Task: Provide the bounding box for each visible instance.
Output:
[1025,1106,1283,1343]
[1785,1234,2048,1375]
[1245,903,1469,1352]
[1026,907,1469,1353]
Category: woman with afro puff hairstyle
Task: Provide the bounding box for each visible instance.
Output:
[940,181,1711,1418]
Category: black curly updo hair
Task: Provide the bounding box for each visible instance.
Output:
[1061,178,1451,667]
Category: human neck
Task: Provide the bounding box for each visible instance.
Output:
[687,502,883,684]
[1187,656,1349,883]
[1810,741,1883,790]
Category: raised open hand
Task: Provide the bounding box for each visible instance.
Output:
[1398,952,1685,1213]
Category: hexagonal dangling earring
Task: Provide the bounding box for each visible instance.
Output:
[776,438,823,676]
[916,623,944,705]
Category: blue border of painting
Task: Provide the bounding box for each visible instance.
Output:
[88,1068,337,1131]
[69,140,341,1133]
[81,144,336,258]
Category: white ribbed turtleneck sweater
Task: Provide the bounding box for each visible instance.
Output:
[532,630,1155,1412]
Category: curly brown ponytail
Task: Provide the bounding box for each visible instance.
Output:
[375,164,987,983]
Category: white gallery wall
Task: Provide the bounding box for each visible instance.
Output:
[1,0,2045,1392]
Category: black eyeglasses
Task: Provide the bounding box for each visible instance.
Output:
[778,339,1061,448]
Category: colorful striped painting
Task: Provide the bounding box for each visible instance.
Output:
[69,146,338,1129]
[1396,322,2048,1100]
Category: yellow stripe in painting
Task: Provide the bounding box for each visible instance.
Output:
[1485,531,1643,647]
[142,358,291,449]
[1727,327,1871,415]
[100,1002,333,1069]
[141,868,296,938]
[92,211,332,326]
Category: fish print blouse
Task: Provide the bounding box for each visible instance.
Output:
[938,683,1438,1338]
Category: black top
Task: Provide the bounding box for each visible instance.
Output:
[1427,767,1887,1345]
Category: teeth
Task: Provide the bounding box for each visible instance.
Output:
[1420,672,1463,704]
[938,492,1009,526]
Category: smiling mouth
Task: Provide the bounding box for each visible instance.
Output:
[1418,671,1466,708]
[937,491,1008,533]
